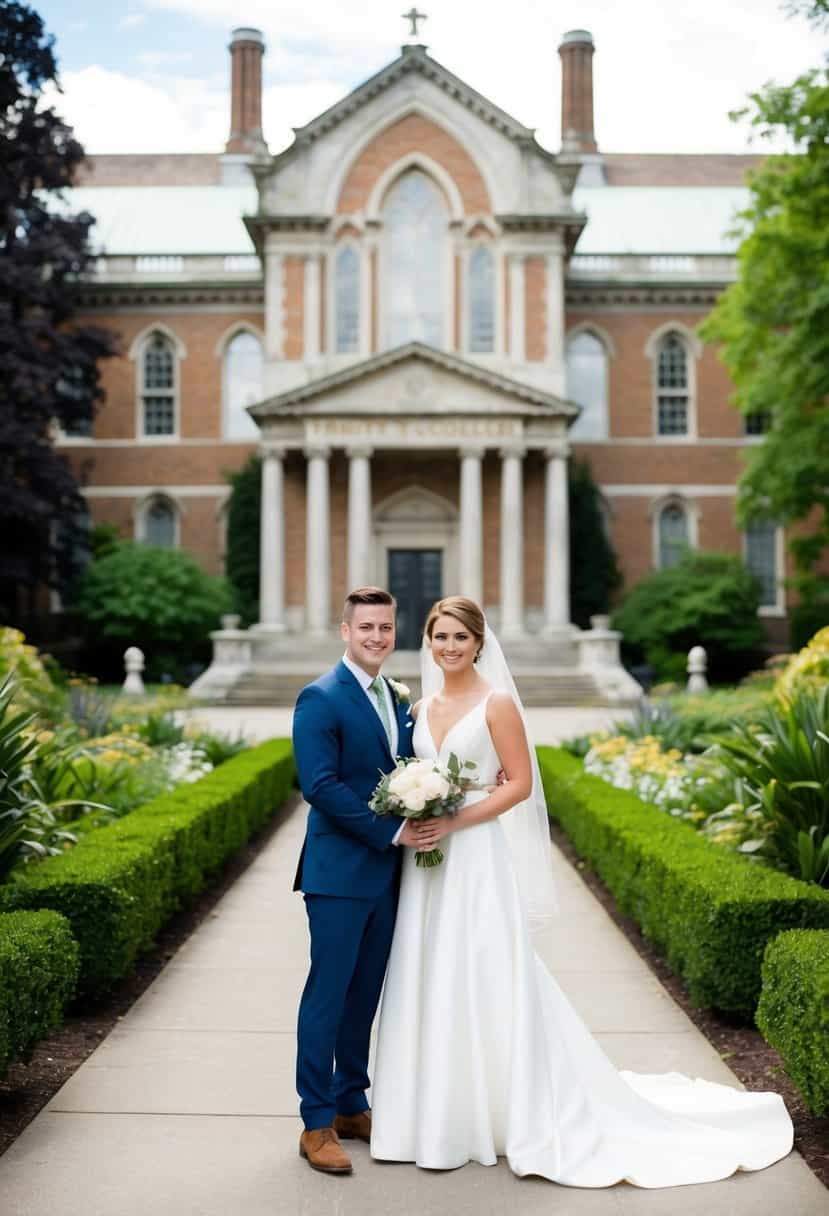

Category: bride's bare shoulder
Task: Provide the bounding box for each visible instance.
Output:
[485,689,522,725]
[411,697,423,720]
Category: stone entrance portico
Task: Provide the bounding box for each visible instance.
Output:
[191,344,641,705]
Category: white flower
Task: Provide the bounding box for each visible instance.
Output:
[420,772,449,801]
[388,679,411,703]
[401,786,427,812]
[388,767,416,796]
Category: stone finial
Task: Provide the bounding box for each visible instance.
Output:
[558,29,598,154]
[123,646,145,696]
[686,645,709,694]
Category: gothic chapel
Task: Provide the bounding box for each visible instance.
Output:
[62,22,781,701]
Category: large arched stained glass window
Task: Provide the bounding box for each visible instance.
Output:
[335,245,360,353]
[223,331,263,439]
[566,331,609,439]
[383,170,446,348]
[468,244,494,352]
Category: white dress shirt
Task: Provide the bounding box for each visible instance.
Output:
[342,653,404,845]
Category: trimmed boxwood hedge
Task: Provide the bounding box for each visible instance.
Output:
[756,929,829,1115]
[0,739,295,1003]
[538,746,829,1019]
[0,910,79,1078]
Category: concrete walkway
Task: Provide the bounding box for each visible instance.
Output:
[1,798,826,1215]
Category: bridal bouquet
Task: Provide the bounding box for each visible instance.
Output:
[370,753,478,867]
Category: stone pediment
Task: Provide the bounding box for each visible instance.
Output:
[249,343,578,422]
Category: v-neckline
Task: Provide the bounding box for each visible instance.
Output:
[425,691,491,757]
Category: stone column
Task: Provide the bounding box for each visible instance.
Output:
[257,445,286,630]
[508,255,525,362]
[347,446,373,591]
[499,446,525,637]
[305,445,331,634]
[459,446,484,604]
[543,441,572,635]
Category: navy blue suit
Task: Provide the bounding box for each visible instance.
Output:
[292,660,414,1129]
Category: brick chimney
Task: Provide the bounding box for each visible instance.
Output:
[558,30,597,154]
[225,27,267,156]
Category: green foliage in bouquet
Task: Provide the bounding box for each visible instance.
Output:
[71,542,233,682]
[612,550,766,682]
[756,928,829,1116]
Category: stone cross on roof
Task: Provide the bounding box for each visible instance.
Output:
[402,7,427,38]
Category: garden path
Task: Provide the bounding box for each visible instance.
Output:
[0,797,826,1214]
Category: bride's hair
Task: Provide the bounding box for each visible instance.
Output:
[424,596,485,660]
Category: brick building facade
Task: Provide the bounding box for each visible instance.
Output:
[58,26,787,693]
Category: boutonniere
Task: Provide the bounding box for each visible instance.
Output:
[387,678,411,705]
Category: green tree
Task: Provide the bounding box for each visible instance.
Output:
[699,19,829,582]
[224,455,261,626]
[71,543,232,682]
[568,458,623,627]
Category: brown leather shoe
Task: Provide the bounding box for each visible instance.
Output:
[333,1109,372,1143]
[299,1127,353,1174]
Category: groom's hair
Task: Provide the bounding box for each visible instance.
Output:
[343,586,397,622]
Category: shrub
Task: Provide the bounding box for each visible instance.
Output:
[612,550,766,683]
[0,910,79,1077]
[568,458,623,628]
[775,624,829,701]
[70,543,233,682]
[0,739,295,1002]
[756,930,829,1115]
[538,747,829,1018]
[224,454,261,626]
[789,577,829,653]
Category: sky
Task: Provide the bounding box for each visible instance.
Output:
[35,0,826,157]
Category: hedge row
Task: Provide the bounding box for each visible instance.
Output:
[538,746,829,1019]
[0,910,79,1078]
[756,929,829,1115]
[0,739,295,1003]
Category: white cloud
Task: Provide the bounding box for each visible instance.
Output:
[136,50,195,69]
[48,0,826,155]
[119,13,147,30]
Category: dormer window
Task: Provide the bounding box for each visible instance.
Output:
[383,170,446,348]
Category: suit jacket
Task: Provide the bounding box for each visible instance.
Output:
[292,660,415,897]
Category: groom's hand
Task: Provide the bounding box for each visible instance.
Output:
[398,821,422,848]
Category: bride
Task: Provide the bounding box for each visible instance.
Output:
[369,595,794,1188]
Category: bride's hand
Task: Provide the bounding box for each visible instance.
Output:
[413,816,454,848]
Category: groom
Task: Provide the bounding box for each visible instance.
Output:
[292,586,422,1175]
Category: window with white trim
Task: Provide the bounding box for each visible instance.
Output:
[141,333,176,436]
[566,331,609,439]
[658,501,689,568]
[468,244,494,353]
[383,170,446,348]
[223,331,263,439]
[142,497,177,548]
[656,333,689,436]
[335,245,360,353]
[745,518,779,608]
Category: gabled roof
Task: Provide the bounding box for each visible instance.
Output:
[268,44,553,170]
[250,342,578,419]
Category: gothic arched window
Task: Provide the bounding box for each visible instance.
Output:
[656,333,689,435]
[335,245,360,353]
[468,244,494,353]
[141,496,177,548]
[223,330,263,439]
[566,330,609,439]
[383,170,446,348]
[140,332,178,437]
[657,501,689,569]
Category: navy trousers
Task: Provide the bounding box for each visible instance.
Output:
[296,880,399,1130]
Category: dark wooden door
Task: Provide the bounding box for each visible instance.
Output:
[388,549,443,650]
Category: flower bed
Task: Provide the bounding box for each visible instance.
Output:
[0,739,295,1002]
[0,910,79,1078]
[756,929,829,1116]
[538,746,829,1018]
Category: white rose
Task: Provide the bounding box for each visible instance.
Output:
[409,759,436,781]
[420,772,449,801]
[388,679,411,703]
[402,786,427,812]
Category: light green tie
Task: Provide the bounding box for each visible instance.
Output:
[370,676,392,748]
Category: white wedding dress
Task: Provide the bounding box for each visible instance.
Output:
[370,690,794,1188]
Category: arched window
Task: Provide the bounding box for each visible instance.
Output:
[141,496,177,548]
[657,501,689,569]
[566,331,609,439]
[468,244,494,353]
[335,245,360,353]
[383,170,446,348]
[656,333,689,435]
[141,332,177,436]
[223,331,263,439]
[745,518,780,609]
